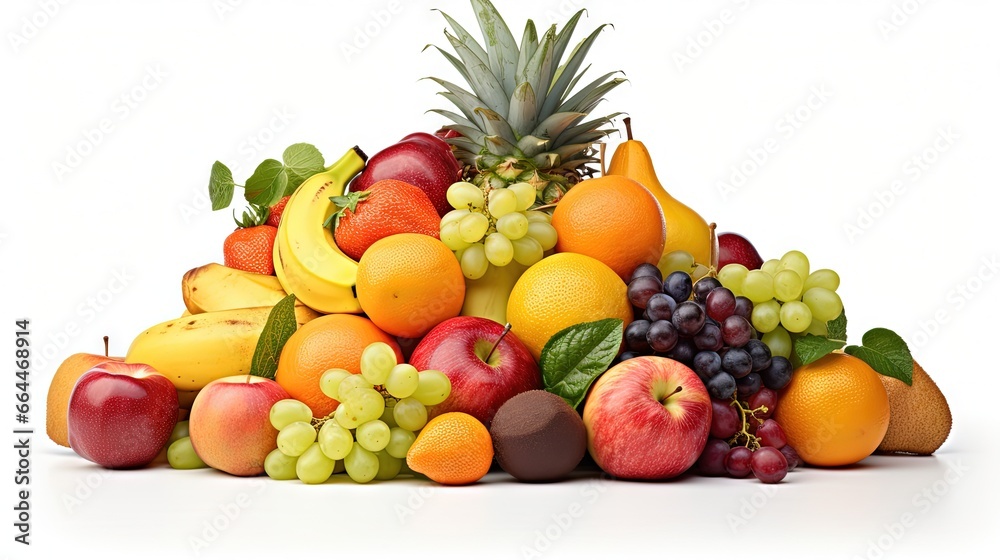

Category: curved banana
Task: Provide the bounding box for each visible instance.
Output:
[460,262,528,324]
[274,147,367,314]
[124,306,315,391]
[182,262,320,322]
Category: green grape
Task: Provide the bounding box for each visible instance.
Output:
[264,448,298,480]
[167,437,208,470]
[318,420,353,460]
[460,243,489,279]
[750,300,780,333]
[761,327,792,359]
[803,269,840,293]
[276,421,317,457]
[356,420,391,452]
[718,263,749,295]
[350,388,386,424]
[344,445,379,483]
[440,221,471,251]
[802,287,843,322]
[779,301,812,333]
[773,270,804,302]
[777,250,810,280]
[447,181,484,211]
[319,369,352,401]
[379,404,397,428]
[337,374,372,402]
[527,222,558,251]
[484,232,514,267]
[375,450,403,480]
[441,208,471,227]
[459,213,490,243]
[488,188,518,218]
[659,250,695,274]
[386,428,416,459]
[385,363,419,398]
[509,182,536,211]
[270,399,313,431]
[169,420,189,445]
[760,259,780,276]
[296,443,335,484]
[511,236,544,266]
[393,397,428,431]
[496,212,529,240]
[524,210,552,223]
[803,319,828,337]
[334,402,361,429]
[361,342,397,385]
[742,270,774,303]
[411,370,451,406]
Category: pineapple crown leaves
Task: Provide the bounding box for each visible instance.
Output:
[233,203,270,229]
[323,191,371,230]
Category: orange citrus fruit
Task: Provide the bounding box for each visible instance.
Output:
[774,353,890,467]
[551,175,666,281]
[356,233,465,338]
[275,314,402,417]
[506,253,633,360]
[406,412,493,485]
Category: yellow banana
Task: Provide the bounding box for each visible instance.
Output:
[274,147,367,314]
[181,262,321,321]
[124,306,315,391]
[460,262,528,324]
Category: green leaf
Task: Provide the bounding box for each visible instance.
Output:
[282,143,325,193]
[245,159,288,207]
[208,161,235,211]
[794,334,845,366]
[826,310,848,341]
[540,319,624,408]
[845,328,914,385]
[249,294,299,380]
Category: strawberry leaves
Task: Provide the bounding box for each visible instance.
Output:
[324,191,371,230]
[208,143,327,210]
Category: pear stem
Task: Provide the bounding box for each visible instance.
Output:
[623,117,633,141]
[103,336,109,357]
[485,323,512,364]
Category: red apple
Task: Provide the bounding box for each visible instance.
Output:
[583,356,711,480]
[189,375,289,476]
[718,232,764,270]
[351,133,462,216]
[409,317,541,428]
[67,362,179,469]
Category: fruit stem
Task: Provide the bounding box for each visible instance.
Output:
[623,117,633,141]
[728,395,766,451]
[103,335,109,357]
[599,143,607,176]
[485,323,512,364]
[659,385,682,405]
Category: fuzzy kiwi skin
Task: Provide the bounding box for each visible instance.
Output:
[877,361,952,455]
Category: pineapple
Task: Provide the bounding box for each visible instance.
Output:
[429,0,625,205]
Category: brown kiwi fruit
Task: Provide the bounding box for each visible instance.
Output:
[877,360,951,455]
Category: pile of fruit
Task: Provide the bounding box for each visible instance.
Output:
[47,0,953,487]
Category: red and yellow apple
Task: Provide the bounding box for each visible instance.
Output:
[47,344,124,447]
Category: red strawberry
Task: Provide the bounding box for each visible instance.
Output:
[224,205,278,275]
[330,179,441,261]
[266,196,290,228]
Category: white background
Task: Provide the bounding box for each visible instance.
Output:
[3,0,999,558]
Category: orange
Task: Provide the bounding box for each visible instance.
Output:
[506,253,633,360]
[774,353,890,467]
[406,412,493,485]
[356,233,465,338]
[275,314,402,417]
[551,175,666,281]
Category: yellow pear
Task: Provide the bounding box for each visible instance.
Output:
[877,361,952,455]
[46,337,123,447]
[607,118,716,273]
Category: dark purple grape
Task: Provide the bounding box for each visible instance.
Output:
[697,439,731,476]
[672,301,706,336]
[756,419,788,449]
[721,348,752,378]
[628,276,663,309]
[693,323,723,351]
[624,320,652,353]
[706,372,736,400]
[747,387,778,419]
[693,277,722,303]
[751,446,788,483]
[733,296,753,320]
[665,338,697,364]
[711,399,741,439]
[721,315,754,347]
[630,263,663,283]
[736,372,762,399]
[693,351,722,379]
[760,356,793,390]
[745,339,772,372]
[646,320,678,353]
[779,445,801,471]
[644,293,677,322]
[705,287,736,322]
[725,446,753,478]
[663,271,693,303]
